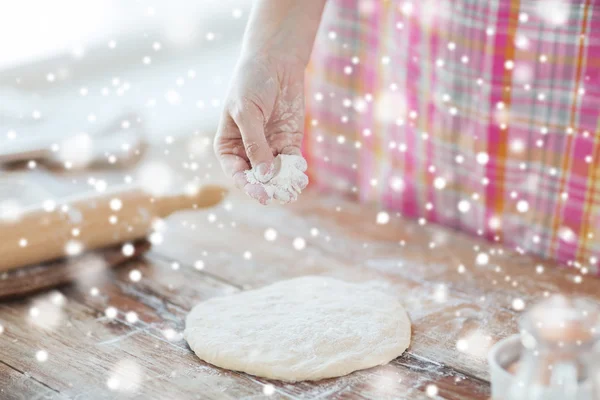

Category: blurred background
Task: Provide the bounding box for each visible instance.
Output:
[0,0,252,156]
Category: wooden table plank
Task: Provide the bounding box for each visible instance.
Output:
[0,361,67,400]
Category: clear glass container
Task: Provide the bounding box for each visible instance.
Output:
[507,295,600,400]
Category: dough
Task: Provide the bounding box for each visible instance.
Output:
[185,276,411,381]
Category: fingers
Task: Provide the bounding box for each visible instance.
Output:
[218,155,271,205]
[214,125,271,205]
[230,100,275,183]
[293,173,309,191]
[233,170,271,205]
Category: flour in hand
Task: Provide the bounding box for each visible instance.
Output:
[245,154,308,204]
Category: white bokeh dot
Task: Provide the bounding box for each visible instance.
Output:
[126,311,138,323]
[163,328,178,341]
[109,198,122,211]
[43,199,56,212]
[426,384,439,397]
[476,152,490,165]
[456,339,469,352]
[512,298,525,311]
[264,228,278,241]
[107,377,120,390]
[149,232,163,245]
[36,350,48,362]
[263,384,275,396]
[376,211,390,225]
[476,252,489,265]
[458,200,471,213]
[122,243,135,257]
[95,180,107,192]
[559,226,576,243]
[293,237,306,250]
[489,217,501,230]
[65,240,83,256]
[536,265,544,274]
[433,177,446,190]
[105,307,118,319]
[389,177,405,192]
[129,269,142,282]
[516,200,529,213]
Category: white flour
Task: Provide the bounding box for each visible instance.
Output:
[245,154,308,204]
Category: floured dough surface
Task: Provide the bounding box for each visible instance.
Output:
[184,276,411,381]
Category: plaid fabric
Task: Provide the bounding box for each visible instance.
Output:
[305,0,600,274]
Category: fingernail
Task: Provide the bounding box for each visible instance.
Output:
[256,162,274,183]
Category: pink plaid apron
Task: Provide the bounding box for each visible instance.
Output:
[305,0,600,274]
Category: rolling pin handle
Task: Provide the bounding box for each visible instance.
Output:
[154,185,228,217]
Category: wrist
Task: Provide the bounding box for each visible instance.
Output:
[240,0,325,68]
[239,47,307,69]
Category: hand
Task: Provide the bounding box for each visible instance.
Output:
[214,55,307,204]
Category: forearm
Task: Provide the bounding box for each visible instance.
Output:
[240,0,327,66]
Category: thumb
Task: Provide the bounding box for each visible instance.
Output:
[231,101,275,182]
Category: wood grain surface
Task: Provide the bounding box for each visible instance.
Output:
[1,140,598,400]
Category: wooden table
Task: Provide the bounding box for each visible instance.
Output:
[1,139,598,400]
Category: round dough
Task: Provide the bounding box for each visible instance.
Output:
[184,276,411,381]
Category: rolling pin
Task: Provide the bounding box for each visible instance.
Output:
[0,240,151,299]
[0,184,227,272]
